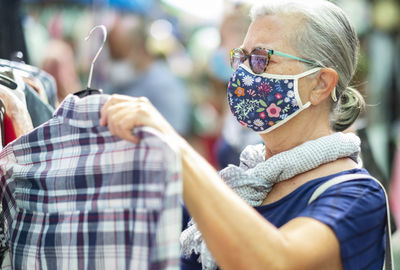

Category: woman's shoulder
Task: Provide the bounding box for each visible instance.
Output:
[261,156,368,206]
[301,168,387,227]
[257,167,385,216]
[300,168,387,270]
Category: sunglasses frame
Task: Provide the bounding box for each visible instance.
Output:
[230,47,320,74]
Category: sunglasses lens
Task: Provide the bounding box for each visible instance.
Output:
[230,49,246,71]
[250,48,269,74]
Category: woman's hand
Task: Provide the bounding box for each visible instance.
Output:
[0,85,33,137]
[100,94,178,144]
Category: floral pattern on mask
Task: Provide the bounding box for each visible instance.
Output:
[227,66,301,132]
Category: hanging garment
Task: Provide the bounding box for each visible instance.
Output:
[0,81,22,146]
[3,115,16,146]
[0,98,4,148]
[0,59,57,109]
[0,94,182,270]
[22,83,54,127]
[22,75,48,104]
[0,59,56,127]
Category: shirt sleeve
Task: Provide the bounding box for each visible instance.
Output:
[298,178,386,270]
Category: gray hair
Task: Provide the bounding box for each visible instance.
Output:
[250,0,365,131]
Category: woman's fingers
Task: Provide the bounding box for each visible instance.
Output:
[100,95,173,144]
[100,95,127,126]
[100,95,149,127]
[106,102,142,143]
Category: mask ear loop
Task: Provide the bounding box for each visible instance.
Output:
[297,68,338,103]
[331,87,338,102]
[294,67,321,110]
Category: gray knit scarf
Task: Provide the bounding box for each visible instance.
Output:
[180,132,361,269]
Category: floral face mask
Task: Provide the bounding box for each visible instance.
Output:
[227,64,321,133]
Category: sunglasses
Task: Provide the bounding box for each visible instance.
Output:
[230,47,320,74]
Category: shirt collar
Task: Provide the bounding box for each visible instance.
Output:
[54,94,111,128]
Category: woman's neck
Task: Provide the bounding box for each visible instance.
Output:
[260,107,332,159]
[261,157,359,205]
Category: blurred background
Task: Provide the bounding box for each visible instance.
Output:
[0,0,399,227]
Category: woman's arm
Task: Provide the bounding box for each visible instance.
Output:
[100,94,342,270]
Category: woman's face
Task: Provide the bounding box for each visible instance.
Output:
[241,15,316,104]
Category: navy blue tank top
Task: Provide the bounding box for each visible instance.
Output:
[181,168,386,270]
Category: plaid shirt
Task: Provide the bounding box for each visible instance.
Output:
[0,94,182,270]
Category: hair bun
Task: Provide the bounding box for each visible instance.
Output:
[332,86,365,131]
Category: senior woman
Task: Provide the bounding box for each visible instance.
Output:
[100,0,387,269]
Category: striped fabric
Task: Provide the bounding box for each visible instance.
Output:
[0,94,182,270]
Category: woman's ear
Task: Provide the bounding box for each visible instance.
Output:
[310,68,338,105]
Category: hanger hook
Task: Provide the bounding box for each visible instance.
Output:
[85,25,107,89]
